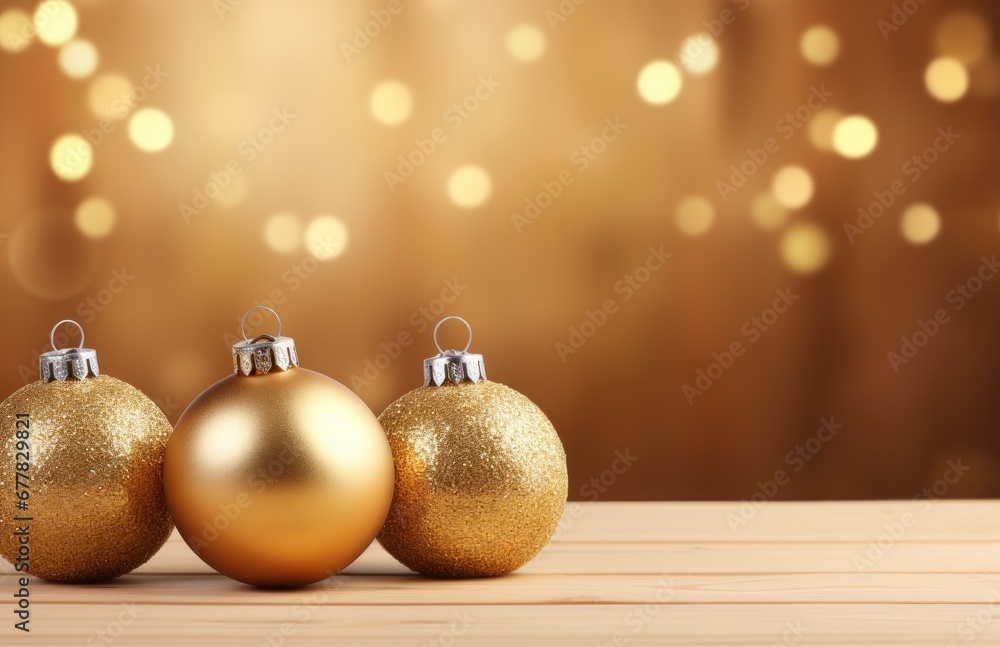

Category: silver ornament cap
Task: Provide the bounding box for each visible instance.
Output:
[423,316,487,387]
[39,320,100,382]
[232,306,300,376]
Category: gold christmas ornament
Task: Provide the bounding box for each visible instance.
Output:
[0,320,173,582]
[378,316,568,577]
[164,307,394,588]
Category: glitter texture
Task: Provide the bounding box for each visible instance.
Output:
[377,379,568,577]
[0,375,173,582]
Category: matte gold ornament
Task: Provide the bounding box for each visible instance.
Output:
[164,307,394,588]
[378,316,568,577]
[0,320,173,582]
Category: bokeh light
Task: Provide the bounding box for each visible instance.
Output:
[678,34,719,75]
[0,9,34,53]
[674,195,715,236]
[74,197,116,239]
[800,25,840,66]
[925,57,969,102]
[33,0,77,47]
[58,39,98,79]
[1,0,998,506]
[305,215,349,261]
[780,223,832,274]
[935,11,991,65]
[263,212,303,254]
[447,165,492,209]
[832,115,879,159]
[506,24,546,63]
[370,81,414,126]
[87,73,132,120]
[771,166,814,210]
[128,108,174,152]
[899,203,941,245]
[49,134,93,181]
[807,108,843,152]
[750,192,790,230]
[637,60,682,105]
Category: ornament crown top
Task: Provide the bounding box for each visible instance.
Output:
[39,319,100,382]
[232,306,300,376]
[423,316,486,387]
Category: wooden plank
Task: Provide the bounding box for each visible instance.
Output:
[123,501,1000,576]
[10,603,1000,645]
[529,541,1000,575]
[132,532,1000,576]
[3,502,999,645]
[553,500,1000,542]
[24,572,1000,606]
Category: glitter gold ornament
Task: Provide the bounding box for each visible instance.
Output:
[0,320,173,582]
[164,307,394,588]
[377,316,568,577]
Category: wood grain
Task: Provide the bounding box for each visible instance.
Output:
[2,501,997,645]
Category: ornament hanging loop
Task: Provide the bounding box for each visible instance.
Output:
[40,320,99,382]
[433,316,473,354]
[233,307,299,376]
[241,306,283,342]
[51,319,85,351]
[425,316,485,386]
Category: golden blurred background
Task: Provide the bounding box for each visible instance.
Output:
[1,0,999,501]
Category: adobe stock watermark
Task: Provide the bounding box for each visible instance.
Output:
[716,84,832,202]
[887,255,998,373]
[581,449,638,501]
[76,268,136,325]
[86,602,143,647]
[220,237,339,350]
[340,0,404,62]
[153,394,182,421]
[0,0,66,50]
[420,611,475,647]
[682,288,798,404]
[82,65,169,149]
[511,117,628,233]
[554,245,669,363]
[595,579,675,647]
[180,106,296,224]
[853,458,970,572]
[727,417,843,533]
[550,447,639,544]
[15,326,78,385]
[844,126,960,243]
[947,589,1000,647]
[877,0,930,42]
[350,278,467,393]
[258,570,348,647]
[384,75,500,192]
[543,0,590,30]
[212,0,247,21]
[772,621,809,647]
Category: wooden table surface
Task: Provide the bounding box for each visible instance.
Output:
[3,501,1000,645]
